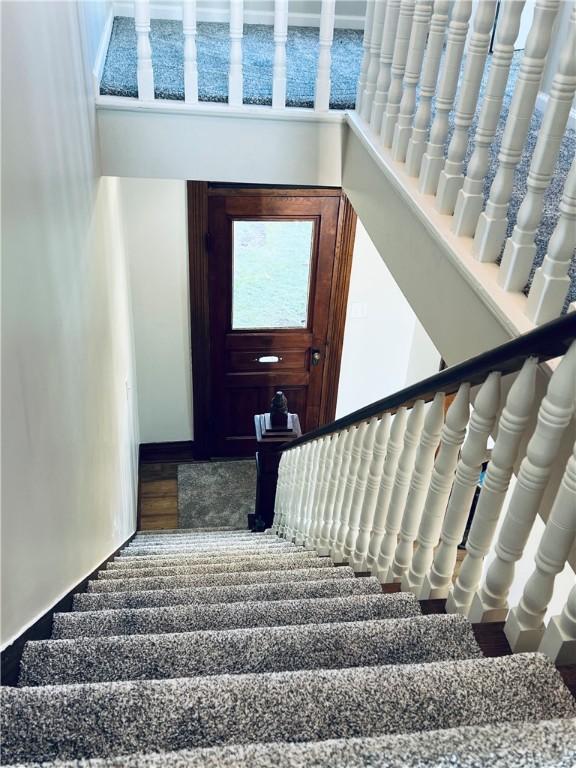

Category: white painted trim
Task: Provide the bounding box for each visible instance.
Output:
[535,90,576,132]
[112,1,365,29]
[93,6,115,98]
[95,93,346,123]
[345,111,536,341]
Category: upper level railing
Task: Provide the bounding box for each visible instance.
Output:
[116,0,576,331]
[271,313,576,665]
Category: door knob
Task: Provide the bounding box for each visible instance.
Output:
[311,349,322,366]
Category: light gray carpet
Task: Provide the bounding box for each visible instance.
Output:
[19,614,481,686]
[52,593,422,639]
[3,655,574,763]
[177,461,256,529]
[85,565,356,593]
[72,576,383,612]
[13,719,574,768]
[100,16,363,109]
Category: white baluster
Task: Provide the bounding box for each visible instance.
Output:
[366,408,408,569]
[469,342,576,622]
[357,0,376,112]
[380,0,417,147]
[229,0,244,106]
[373,400,426,581]
[343,417,381,561]
[446,359,538,615]
[293,442,313,543]
[328,428,356,552]
[135,0,154,101]
[452,0,527,236]
[472,0,561,262]
[369,0,402,132]
[505,440,576,651]
[419,1,473,195]
[333,421,369,562]
[405,0,450,177]
[404,384,471,594]
[539,582,576,665]
[420,373,502,599]
[271,452,288,535]
[389,393,445,582]
[283,446,303,540]
[526,156,576,324]
[498,7,576,291]
[435,0,498,214]
[312,435,336,551]
[183,1,198,103]
[306,437,331,549]
[319,430,347,555]
[315,0,337,111]
[361,0,389,121]
[351,414,392,571]
[391,0,434,161]
[298,440,321,546]
[272,0,289,109]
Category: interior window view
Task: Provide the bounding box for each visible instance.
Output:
[2,0,576,764]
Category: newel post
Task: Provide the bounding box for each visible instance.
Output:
[253,392,301,532]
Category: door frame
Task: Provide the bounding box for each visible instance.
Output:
[187,182,357,458]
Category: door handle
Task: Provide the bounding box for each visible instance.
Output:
[311,349,322,366]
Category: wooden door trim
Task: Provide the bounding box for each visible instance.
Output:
[187,181,211,459]
[187,183,356,456]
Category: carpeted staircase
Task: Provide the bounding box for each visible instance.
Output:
[3,529,576,766]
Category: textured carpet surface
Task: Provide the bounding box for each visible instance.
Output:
[177,460,256,529]
[100,16,362,109]
[110,547,299,568]
[20,614,481,686]
[85,565,356,593]
[100,551,325,579]
[8,719,575,768]
[52,593,421,639]
[4,655,574,763]
[73,576,382,612]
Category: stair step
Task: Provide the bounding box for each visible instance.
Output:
[73,576,383,612]
[3,655,574,763]
[109,546,299,569]
[10,718,573,768]
[134,528,252,537]
[21,613,481,686]
[99,552,326,580]
[53,593,421,639]
[120,541,291,557]
[86,566,354,594]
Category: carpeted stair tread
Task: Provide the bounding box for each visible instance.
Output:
[108,547,300,568]
[20,614,481,686]
[52,593,421,638]
[86,565,354,593]
[73,576,383,612]
[134,527,251,536]
[3,654,574,763]
[99,552,326,580]
[7,718,575,767]
[120,542,291,556]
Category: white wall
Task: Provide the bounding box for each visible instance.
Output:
[1,1,138,648]
[336,221,440,418]
[119,178,194,443]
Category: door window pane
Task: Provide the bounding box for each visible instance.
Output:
[232,220,314,329]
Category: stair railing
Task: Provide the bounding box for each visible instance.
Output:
[271,314,576,665]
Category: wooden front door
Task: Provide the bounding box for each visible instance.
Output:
[204,187,353,457]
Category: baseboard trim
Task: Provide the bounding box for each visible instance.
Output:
[0,531,136,686]
[139,440,197,464]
